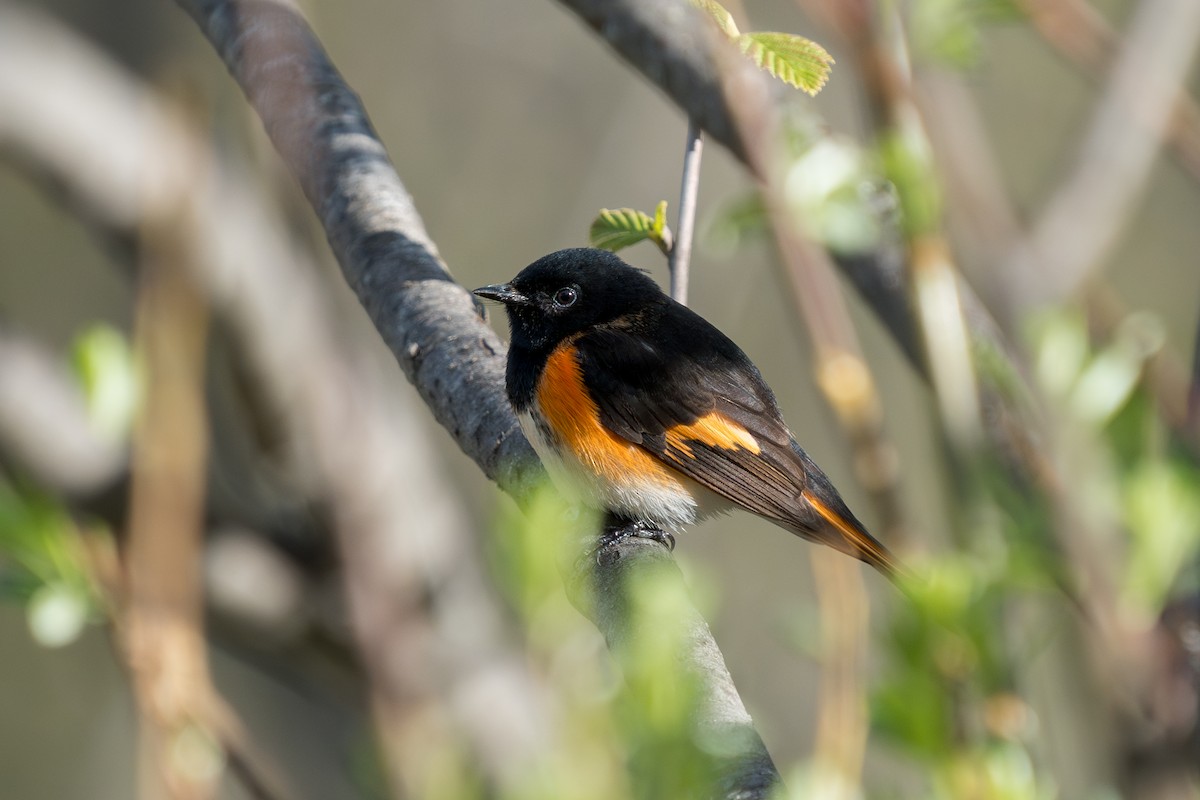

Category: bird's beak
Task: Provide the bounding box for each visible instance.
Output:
[472,283,531,306]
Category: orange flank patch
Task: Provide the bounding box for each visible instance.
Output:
[663,413,761,458]
[537,343,681,487]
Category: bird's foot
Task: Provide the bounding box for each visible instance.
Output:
[591,516,675,559]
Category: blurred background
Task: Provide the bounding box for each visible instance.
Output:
[1,0,1199,798]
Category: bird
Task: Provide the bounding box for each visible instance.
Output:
[474,247,900,577]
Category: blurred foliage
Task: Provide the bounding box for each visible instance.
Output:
[71,322,138,441]
[0,480,104,648]
[0,326,127,649]
[709,112,898,258]
[867,304,1200,798]
[486,485,722,800]
[908,0,1024,67]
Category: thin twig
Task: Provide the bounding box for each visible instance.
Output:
[670,119,704,305]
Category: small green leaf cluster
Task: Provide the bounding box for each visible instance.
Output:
[1030,309,1200,618]
[0,326,129,649]
[711,116,894,257]
[72,323,138,441]
[589,202,673,256]
[0,482,102,648]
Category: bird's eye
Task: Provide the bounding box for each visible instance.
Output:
[553,287,578,308]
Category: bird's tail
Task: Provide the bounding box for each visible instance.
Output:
[800,488,907,580]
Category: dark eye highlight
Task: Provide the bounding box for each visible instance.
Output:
[553,287,578,308]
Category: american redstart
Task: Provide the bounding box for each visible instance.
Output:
[474,248,899,577]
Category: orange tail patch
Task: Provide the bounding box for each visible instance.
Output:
[801,489,904,579]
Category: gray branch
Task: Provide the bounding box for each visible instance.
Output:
[170,0,780,795]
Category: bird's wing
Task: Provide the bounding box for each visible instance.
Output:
[575,309,901,576]
[574,311,807,523]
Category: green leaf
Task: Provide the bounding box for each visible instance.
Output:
[589,207,673,256]
[0,482,101,645]
[653,200,669,241]
[738,32,834,95]
[71,324,138,440]
[1122,461,1200,614]
[689,0,740,38]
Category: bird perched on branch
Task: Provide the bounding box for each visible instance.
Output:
[475,247,899,577]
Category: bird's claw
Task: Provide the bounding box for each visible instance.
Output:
[589,517,675,561]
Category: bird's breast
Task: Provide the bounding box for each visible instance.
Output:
[521,342,705,531]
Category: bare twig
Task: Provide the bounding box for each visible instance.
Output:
[670,120,704,304]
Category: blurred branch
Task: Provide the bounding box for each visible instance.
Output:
[0,331,124,494]
[1002,0,1200,319]
[0,5,554,796]
[121,229,223,800]
[1022,0,1200,183]
[555,0,753,173]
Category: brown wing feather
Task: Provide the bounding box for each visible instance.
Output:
[574,310,902,577]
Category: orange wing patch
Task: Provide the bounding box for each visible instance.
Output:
[663,413,761,459]
[537,342,681,488]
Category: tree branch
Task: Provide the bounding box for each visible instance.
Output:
[1003,0,1200,319]
[169,0,781,795]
